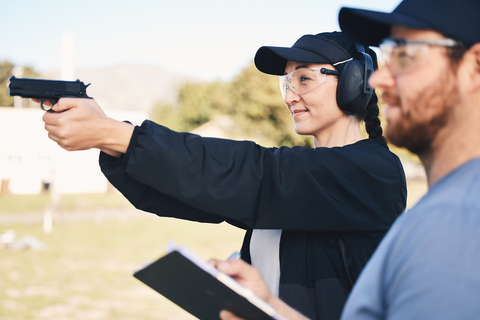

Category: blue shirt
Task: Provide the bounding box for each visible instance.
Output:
[341,158,480,320]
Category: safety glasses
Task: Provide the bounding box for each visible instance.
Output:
[379,38,464,74]
[279,67,339,99]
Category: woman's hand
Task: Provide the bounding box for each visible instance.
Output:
[209,258,311,320]
[219,310,248,320]
[41,98,134,156]
[209,258,273,303]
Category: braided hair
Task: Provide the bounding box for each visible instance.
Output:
[318,32,386,143]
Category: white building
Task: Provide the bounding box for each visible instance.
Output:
[0,108,147,195]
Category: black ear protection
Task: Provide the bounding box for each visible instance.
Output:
[336,44,374,115]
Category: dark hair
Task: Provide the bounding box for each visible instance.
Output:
[316,32,386,143]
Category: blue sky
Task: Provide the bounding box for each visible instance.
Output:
[2,0,401,81]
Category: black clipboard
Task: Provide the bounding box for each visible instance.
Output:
[133,244,285,320]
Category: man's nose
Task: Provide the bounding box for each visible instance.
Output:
[369,66,395,90]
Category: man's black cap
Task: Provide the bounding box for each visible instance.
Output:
[254,33,352,76]
[339,0,480,47]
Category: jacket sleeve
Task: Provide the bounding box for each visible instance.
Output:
[101,120,406,232]
[100,151,248,228]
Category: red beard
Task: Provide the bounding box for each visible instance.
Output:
[384,71,460,156]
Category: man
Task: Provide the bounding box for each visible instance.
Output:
[217,0,480,319]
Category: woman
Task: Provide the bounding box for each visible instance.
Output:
[42,32,406,320]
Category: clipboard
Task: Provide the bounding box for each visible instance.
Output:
[133,243,286,320]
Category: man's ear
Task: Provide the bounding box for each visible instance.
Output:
[466,43,480,91]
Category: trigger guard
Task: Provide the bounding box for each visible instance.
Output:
[40,99,54,112]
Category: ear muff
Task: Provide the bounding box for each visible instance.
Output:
[336,44,374,115]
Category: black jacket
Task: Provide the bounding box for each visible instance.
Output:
[100,120,407,320]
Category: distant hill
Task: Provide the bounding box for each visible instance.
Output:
[42,64,203,114]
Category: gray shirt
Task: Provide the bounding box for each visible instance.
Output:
[341,157,480,320]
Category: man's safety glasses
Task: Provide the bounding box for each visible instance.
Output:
[279,67,339,99]
[379,38,464,74]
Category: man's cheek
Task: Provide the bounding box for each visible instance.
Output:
[385,105,402,125]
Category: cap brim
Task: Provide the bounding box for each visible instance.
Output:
[339,7,434,46]
[254,46,331,76]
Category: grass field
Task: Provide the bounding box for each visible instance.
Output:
[0,216,245,320]
[0,179,428,320]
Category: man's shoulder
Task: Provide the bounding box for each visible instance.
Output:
[415,157,480,216]
[379,158,480,274]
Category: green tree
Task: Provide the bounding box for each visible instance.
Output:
[177,81,230,131]
[151,81,229,132]
[0,61,39,107]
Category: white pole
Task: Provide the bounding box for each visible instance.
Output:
[61,31,75,81]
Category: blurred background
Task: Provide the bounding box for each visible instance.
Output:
[0,0,427,319]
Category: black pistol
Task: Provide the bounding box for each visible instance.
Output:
[7,77,92,111]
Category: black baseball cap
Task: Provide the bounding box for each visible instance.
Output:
[254,33,353,76]
[339,0,480,47]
